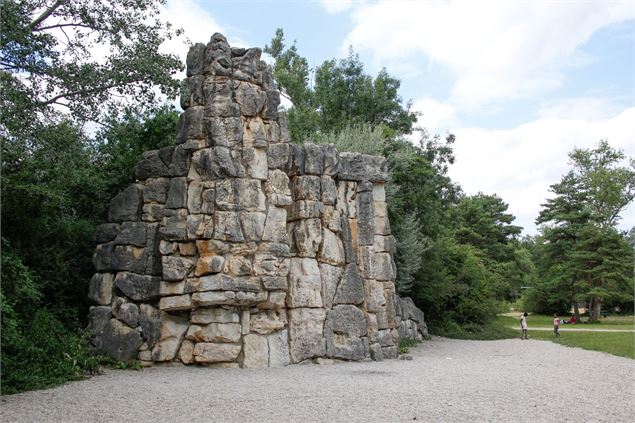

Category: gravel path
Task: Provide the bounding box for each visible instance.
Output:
[2,337,634,423]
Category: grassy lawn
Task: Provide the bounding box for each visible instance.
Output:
[496,314,635,359]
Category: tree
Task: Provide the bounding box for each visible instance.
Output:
[535,141,635,320]
[264,28,417,141]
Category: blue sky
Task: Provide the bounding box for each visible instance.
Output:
[160,0,635,234]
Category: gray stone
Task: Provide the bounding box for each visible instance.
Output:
[292,175,321,200]
[192,290,237,307]
[324,305,367,361]
[162,256,194,281]
[254,253,290,278]
[93,319,143,361]
[142,204,165,222]
[139,304,161,348]
[264,169,292,206]
[159,210,188,241]
[340,218,358,264]
[373,235,396,254]
[114,272,160,301]
[263,89,280,120]
[166,177,188,209]
[318,227,345,266]
[169,144,190,177]
[88,273,114,305]
[262,276,288,291]
[372,252,395,281]
[243,333,268,368]
[180,75,205,109]
[232,47,261,81]
[94,244,147,273]
[159,294,193,311]
[207,117,243,148]
[213,211,244,242]
[369,343,384,361]
[366,279,386,312]
[193,343,241,363]
[289,219,322,257]
[242,117,267,147]
[338,152,389,182]
[135,150,171,180]
[234,81,266,116]
[191,307,239,325]
[115,301,139,327]
[186,322,242,343]
[186,43,206,76]
[278,113,291,143]
[152,312,190,362]
[287,258,322,308]
[178,339,195,364]
[215,179,266,212]
[108,185,143,222]
[204,81,239,117]
[115,222,147,247]
[303,143,324,175]
[226,255,253,276]
[320,264,343,310]
[143,178,169,204]
[262,207,287,243]
[94,223,119,244]
[250,310,287,335]
[288,308,326,363]
[289,144,305,176]
[267,329,289,367]
[382,345,398,359]
[268,143,290,170]
[198,274,261,292]
[323,144,339,176]
[243,147,268,180]
[240,211,266,241]
[321,176,337,205]
[87,306,111,334]
[336,181,357,218]
[334,263,365,305]
[195,255,225,276]
[176,106,205,143]
[356,191,375,246]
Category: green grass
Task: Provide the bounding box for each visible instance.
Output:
[496,314,634,359]
[431,320,518,340]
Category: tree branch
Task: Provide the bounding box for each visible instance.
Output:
[35,82,133,107]
[29,0,66,31]
[33,23,102,32]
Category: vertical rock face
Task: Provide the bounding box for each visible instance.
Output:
[88,33,427,368]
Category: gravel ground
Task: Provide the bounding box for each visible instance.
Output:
[2,337,634,423]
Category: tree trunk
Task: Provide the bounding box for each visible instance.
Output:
[591,296,602,322]
[573,303,580,321]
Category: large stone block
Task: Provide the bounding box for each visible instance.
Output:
[244,147,268,180]
[176,106,204,143]
[207,117,243,148]
[289,219,322,257]
[93,319,143,361]
[265,169,292,206]
[333,263,364,305]
[114,272,160,301]
[94,223,119,244]
[288,308,326,363]
[88,273,114,305]
[338,152,388,182]
[159,294,193,312]
[139,304,161,348]
[186,323,242,343]
[324,305,367,361]
[267,329,290,367]
[356,191,375,246]
[240,211,266,241]
[135,151,170,180]
[152,312,189,362]
[198,274,261,292]
[366,280,386,312]
[215,179,266,212]
[318,227,345,266]
[372,252,395,281]
[292,175,321,201]
[166,177,188,209]
[191,307,240,325]
[186,42,206,76]
[320,263,343,310]
[234,81,266,116]
[287,258,322,308]
[268,143,290,170]
[115,222,147,247]
[162,256,194,281]
[193,342,241,363]
[242,333,268,368]
[303,143,324,175]
[250,310,287,335]
[108,185,143,222]
[213,211,244,242]
[86,306,111,334]
[262,207,287,243]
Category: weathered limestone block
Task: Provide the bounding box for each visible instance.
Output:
[198,274,261,292]
[204,80,239,117]
[186,323,242,343]
[267,329,289,367]
[235,81,266,116]
[288,308,326,363]
[88,273,114,305]
[238,211,265,242]
[373,235,396,254]
[114,272,159,301]
[289,143,305,176]
[333,263,364,305]
[195,255,225,276]
[250,310,287,335]
[135,151,171,180]
[226,255,253,276]
[94,223,120,244]
[268,143,290,170]
[112,297,139,327]
[338,153,388,182]
[356,191,375,246]
[254,253,290,278]
[289,200,324,220]
[243,333,268,368]
[93,319,143,361]
[321,176,337,205]
[289,219,322,257]
[244,147,268,180]
[287,258,322,308]
[292,175,321,201]
[265,169,292,206]
[319,264,342,310]
[143,178,169,205]
[162,256,194,281]
[152,312,189,362]
[213,211,244,242]
[186,214,210,240]
[176,106,205,143]
[87,306,111,334]
[261,291,287,309]
[186,42,205,76]
[370,343,383,361]
[114,222,146,247]
[207,117,243,148]
[215,179,266,212]
[373,252,395,281]
[109,184,143,222]
[193,342,241,363]
[159,294,192,311]
[322,144,339,176]
[303,144,324,175]
[160,209,188,241]
[180,75,204,110]
[178,339,196,364]
[336,181,357,218]
[142,204,165,222]
[139,304,161,348]
[366,279,386,312]
[191,307,240,325]
[324,305,367,361]
[322,206,342,232]
[262,207,287,242]
[318,227,345,266]
[232,47,261,81]
[204,33,232,75]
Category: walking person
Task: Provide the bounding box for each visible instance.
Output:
[553,313,561,337]
[520,312,528,340]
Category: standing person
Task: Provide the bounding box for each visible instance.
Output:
[520,312,528,340]
[553,313,561,337]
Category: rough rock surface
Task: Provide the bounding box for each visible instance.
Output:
[87,33,426,368]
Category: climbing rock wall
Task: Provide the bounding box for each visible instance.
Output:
[88,33,427,367]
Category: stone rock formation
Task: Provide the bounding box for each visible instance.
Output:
[88,33,428,367]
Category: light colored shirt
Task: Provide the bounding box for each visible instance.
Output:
[520,315,528,330]
[554,318,560,327]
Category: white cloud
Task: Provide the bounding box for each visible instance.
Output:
[448,107,635,234]
[412,97,458,134]
[319,0,357,14]
[537,97,627,120]
[343,1,635,107]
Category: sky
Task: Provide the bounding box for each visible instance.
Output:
[158,0,635,235]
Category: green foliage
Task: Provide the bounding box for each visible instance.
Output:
[398,337,418,354]
[311,123,387,156]
[431,319,518,340]
[264,29,417,141]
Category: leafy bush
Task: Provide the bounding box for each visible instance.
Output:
[398,337,418,354]
[311,123,387,156]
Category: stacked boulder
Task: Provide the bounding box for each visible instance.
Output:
[88,33,427,368]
